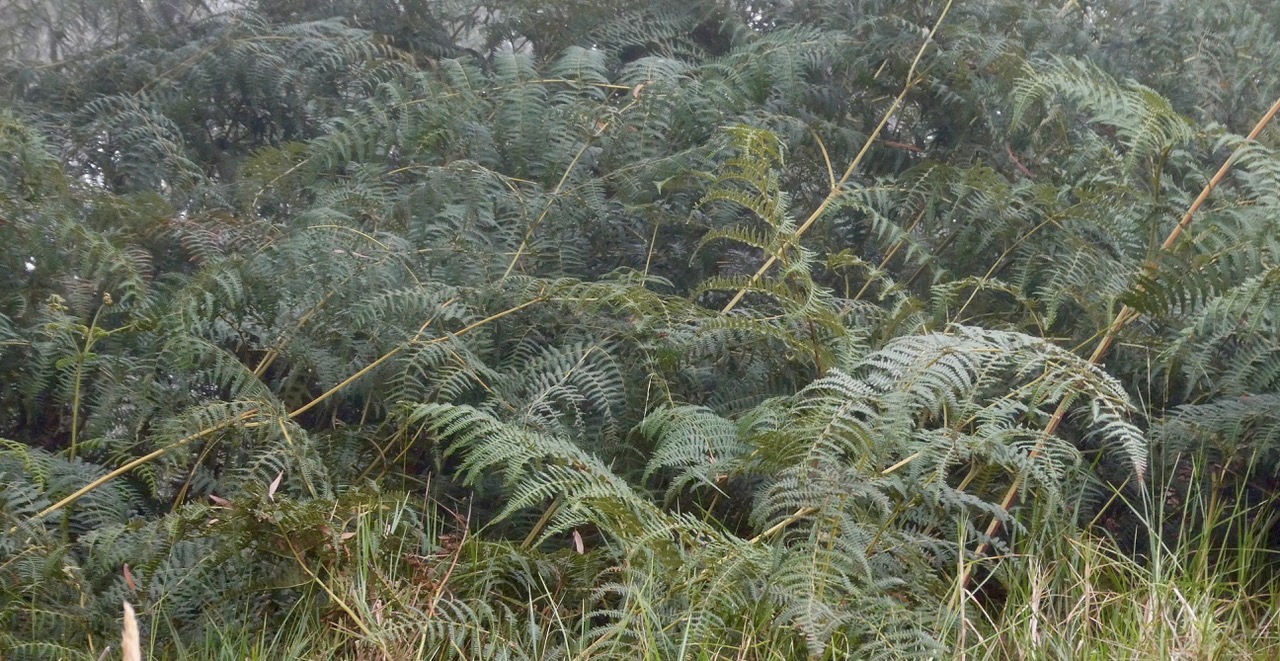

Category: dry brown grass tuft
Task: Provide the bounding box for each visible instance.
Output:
[122,601,141,661]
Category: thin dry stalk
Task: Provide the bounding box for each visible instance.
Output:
[719,0,954,314]
[961,94,1280,590]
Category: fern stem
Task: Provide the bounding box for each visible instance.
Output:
[952,215,1058,327]
[68,304,106,460]
[642,219,661,279]
[720,0,954,314]
[171,437,224,512]
[502,113,626,279]
[249,155,311,212]
[522,495,561,549]
[853,207,927,301]
[68,342,86,460]
[252,290,332,378]
[287,295,543,420]
[961,93,1280,591]
[807,318,823,376]
[810,128,837,191]
[16,408,259,533]
[255,227,422,378]
[427,515,468,618]
[748,506,817,544]
[1161,96,1280,253]
[280,531,377,640]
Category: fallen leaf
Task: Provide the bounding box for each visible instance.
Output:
[268,470,283,501]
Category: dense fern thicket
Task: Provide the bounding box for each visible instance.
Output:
[2,0,1280,658]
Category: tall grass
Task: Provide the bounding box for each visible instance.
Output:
[132,455,1277,660]
[959,454,1280,660]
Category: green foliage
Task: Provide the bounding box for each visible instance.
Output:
[2,0,1280,658]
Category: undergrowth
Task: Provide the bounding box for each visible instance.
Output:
[2,0,1280,658]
